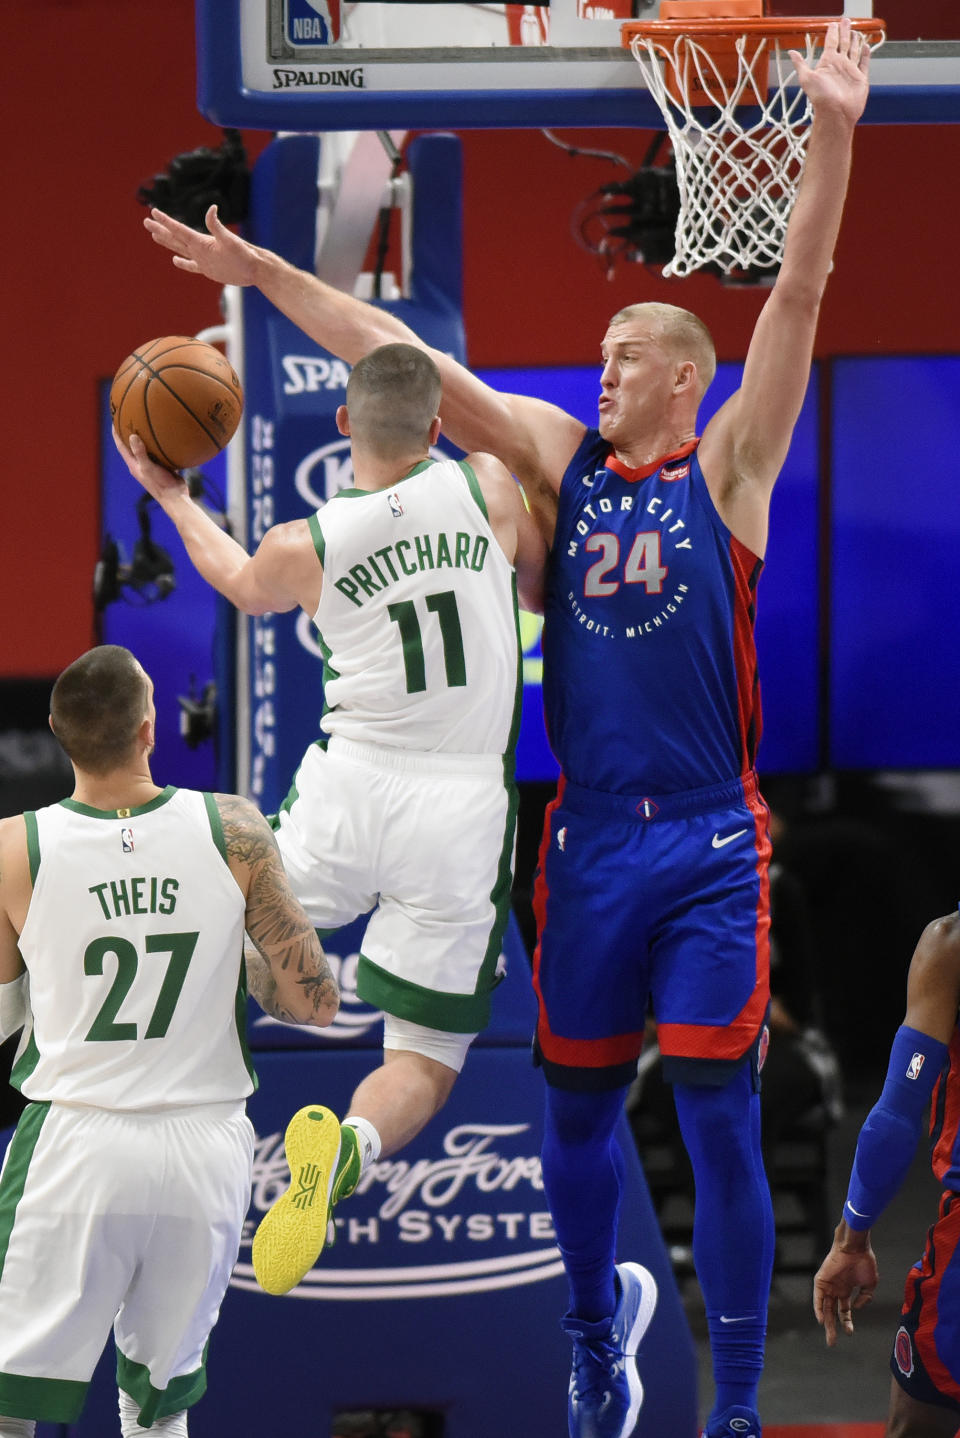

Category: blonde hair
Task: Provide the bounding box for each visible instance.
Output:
[608,302,717,397]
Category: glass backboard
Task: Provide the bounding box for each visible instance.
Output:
[197,0,960,129]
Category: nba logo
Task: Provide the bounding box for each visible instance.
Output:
[387,491,404,518]
[286,0,340,46]
[907,1052,925,1080]
[121,827,134,854]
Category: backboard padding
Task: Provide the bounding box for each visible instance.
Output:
[196,0,960,129]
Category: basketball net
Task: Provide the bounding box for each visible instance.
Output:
[625,22,883,278]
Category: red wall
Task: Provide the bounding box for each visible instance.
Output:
[458,124,960,367]
[4,0,959,677]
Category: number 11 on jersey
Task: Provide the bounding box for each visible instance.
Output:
[388,590,467,693]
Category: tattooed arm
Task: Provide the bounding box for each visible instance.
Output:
[215,794,339,1027]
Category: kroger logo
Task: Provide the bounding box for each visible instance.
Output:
[294,436,355,510]
[294,438,451,511]
[231,1122,566,1300]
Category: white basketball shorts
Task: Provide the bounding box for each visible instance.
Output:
[0,1099,253,1426]
[273,736,517,1034]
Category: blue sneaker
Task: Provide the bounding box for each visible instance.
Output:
[702,1406,762,1438]
[561,1262,658,1438]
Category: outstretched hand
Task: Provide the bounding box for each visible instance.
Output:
[790,16,871,126]
[112,429,188,505]
[813,1227,879,1347]
[144,204,260,287]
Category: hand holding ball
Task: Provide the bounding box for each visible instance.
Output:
[111,336,243,471]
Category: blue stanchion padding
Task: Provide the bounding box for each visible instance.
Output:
[239,133,467,815]
[243,131,324,272]
[75,1046,695,1435]
[246,907,538,1051]
[245,131,463,324]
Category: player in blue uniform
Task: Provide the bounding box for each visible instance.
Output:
[143,21,870,1434]
[815,910,960,1438]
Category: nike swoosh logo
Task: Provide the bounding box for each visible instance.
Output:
[711,829,748,849]
[719,1314,757,1324]
[845,1202,871,1218]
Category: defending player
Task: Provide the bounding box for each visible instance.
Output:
[115,341,546,1297]
[0,644,338,1438]
[814,912,960,1438]
[141,22,868,1433]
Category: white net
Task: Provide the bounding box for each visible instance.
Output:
[629,30,826,278]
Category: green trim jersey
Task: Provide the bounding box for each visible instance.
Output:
[14,788,255,1109]
[310,458,522,755]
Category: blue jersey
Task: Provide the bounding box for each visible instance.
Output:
[930,1024,960,1192]
[542,429,764,795]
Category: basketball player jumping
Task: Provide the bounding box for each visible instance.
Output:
[0,645,338,1437]
[142,21,869,1435]
[815,911,960,1438]
[116,342,546,1297]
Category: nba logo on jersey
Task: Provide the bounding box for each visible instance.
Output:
[906,1051,925,1080]
[387,491,404,518]
[121,827,134,854]
[286,0,340,45]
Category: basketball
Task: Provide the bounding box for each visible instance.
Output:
[110,335,244,471]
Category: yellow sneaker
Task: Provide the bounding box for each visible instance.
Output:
[252,1105,343,1296]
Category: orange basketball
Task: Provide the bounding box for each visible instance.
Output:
[110,336,244,471]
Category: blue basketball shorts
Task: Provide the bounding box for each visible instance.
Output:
[892,1187,960,1415]
[531,770,771,1091]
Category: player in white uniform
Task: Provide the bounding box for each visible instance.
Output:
[0,645,339,1437]
[116,341,546,1295]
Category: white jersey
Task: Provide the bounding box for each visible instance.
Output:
[309,457,522,755]
[14,787,255,1110]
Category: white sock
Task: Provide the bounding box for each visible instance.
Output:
[0,1419,36,1437]
[119,1389,189,1436]
[342,1115,382,1172]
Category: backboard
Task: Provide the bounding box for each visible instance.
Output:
[197,0,960,130]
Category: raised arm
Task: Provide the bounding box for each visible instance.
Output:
[813,914,960,1345]
[114,431,323,616]
[699,18,870,556]
[145,205,586,512]
[467,452,548,614]
[215,793,339,1027]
